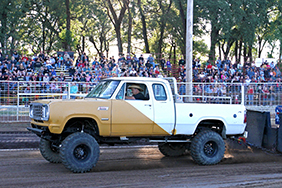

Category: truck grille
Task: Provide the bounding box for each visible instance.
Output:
[32,104,43,118]
[32,103,45,119]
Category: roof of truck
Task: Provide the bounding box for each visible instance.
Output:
[104,77,170,83]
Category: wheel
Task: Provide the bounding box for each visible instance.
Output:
[158,142,189,157]
[190,130,225,165]
[39,138,61,163]
[60,132,100,173]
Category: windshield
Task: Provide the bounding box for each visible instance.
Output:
[86,80,120,99]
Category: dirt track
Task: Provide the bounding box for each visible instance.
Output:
[1,146,282,188]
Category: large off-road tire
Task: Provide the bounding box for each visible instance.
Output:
[190,130,225,165]
[60,132,100,173]
[39,138,61,163]
[158,142,189,157]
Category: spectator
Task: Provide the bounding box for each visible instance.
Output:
[63,51,70,62]
[147,54,155,68]
[70,83,78,99]
[43,73,50,82]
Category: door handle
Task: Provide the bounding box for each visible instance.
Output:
[144,104,152,107]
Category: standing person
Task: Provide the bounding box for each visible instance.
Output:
[63,51,70,62]
[70,83,78,99]
[262,86,269,106]
[247,85,254,105]
[178,57,185,67]
[147,54,155,68]
[166,59,172,76]
[160,57,166,71]
[138,54,144,67]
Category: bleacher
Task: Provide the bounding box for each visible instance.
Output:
[55,67,72,82]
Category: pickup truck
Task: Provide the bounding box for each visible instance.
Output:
[28,77,247,173]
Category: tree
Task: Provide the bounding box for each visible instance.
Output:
[99,0,129,55]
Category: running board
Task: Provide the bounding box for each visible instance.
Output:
[149,140,191,143]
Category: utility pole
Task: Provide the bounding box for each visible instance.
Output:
[185,0,193,100]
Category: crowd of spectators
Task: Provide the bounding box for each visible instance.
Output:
[189,57,282,84]
[0,49,281,86]
[1,49,282,106]
[0,50,165,83]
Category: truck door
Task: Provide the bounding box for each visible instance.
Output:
[151,83,174,135]
[111,83,154,136]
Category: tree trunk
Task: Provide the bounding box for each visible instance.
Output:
[115,26,123,56]
[127,6,132,54]
[177,0,186,57]
[89,36,101,55]
[238,39,242,63]
[218,43,221,60]
[0,12,7,53]
[137,0,149,53]
[106,0,128,56]
[243,44,247,63]
[222,40,235,60]
[248,44,252,63]
[157,23,165,62]
[173,42,176,65]
[82,35,85,52]
[209,24,219,63]
[157,0,172,62]
[42,21,45,52]
[235,40,238,63]
[65,0,71,51]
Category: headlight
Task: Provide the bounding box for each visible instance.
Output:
[41,104,49,121]
[29,104,33,118]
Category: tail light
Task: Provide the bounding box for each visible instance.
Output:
[244,112,247,123]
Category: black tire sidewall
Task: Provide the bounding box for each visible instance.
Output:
[60,132,100,173]
[39,138,61,163]
[191,130,225,165]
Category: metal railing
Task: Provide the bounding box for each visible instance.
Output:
[0,80,281,122]
[0,81,97,122]
[177,82,282,106]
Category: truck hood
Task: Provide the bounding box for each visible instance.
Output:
[33,98,103,105]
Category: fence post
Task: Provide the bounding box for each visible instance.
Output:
[241,83,245,105]
[17,81,19,121]
[67,82,70,99]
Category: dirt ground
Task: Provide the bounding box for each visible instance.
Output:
[1,146,282,188]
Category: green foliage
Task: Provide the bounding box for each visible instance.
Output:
[0,0,281,60]
[59,29,79,51]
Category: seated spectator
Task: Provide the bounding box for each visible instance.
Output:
[43,73,50,82]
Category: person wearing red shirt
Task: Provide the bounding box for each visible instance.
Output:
[21,54,29,62]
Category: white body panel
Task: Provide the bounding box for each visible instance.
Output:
[174,103,245,135]
[151,87,175,134]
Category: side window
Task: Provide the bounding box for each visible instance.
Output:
[125,83,149,100]
[152,84,167,101]
[116,83,125,100]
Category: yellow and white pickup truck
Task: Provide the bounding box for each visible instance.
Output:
[28,77,246,173]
